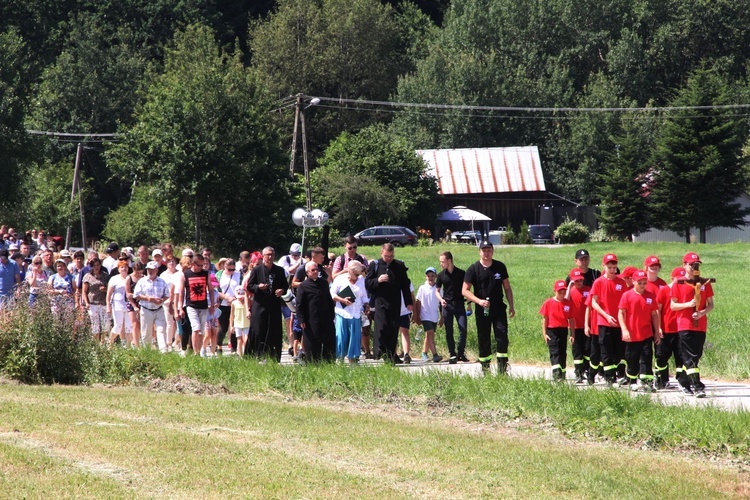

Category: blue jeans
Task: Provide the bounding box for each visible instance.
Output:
[443,303,467,357]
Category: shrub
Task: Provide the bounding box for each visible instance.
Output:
[589,228,611,242]
[519,221,532,244]
[0,291,99,384]
[502,223,518,245]
[554,218,589,244]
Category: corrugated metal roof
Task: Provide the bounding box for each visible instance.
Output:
[417,146,546,195]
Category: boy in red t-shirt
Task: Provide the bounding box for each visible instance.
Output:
[618,270,660,392]
[591,253,627,386]
[540,280,574,381]
[566,268,591,384]
[670,252,714,398]
[654,267,688,390]
[644,255,667,297]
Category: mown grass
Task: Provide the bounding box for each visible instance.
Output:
[89,348,750,460]
[1,381,748,499]
[341,242,750,379]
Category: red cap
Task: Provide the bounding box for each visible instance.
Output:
[569,268,584,281]
[683,252,701,264]
[602,253,618,265]
[554,280,567,292]
[644,255,661,267]
[671,267,686,279]
[633,270,647,281]
[618,266,638,279]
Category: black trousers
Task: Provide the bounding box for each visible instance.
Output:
[623,339,653,382]
[571,328,590,376]
[679,330,706,389]
[599,326,622,382]
[587,333,601,384]
[374,309,400,361]
[217,304,237,352]
[546,327,568,378]
[655,332,688,387]
[443,303,468,357]
[475,307,508,365]
[302,328,336,363]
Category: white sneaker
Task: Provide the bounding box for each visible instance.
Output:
[178,350,186,358]
[200,348,206,358]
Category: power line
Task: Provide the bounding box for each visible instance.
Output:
[27,130,120,139]
[312,96,750,114]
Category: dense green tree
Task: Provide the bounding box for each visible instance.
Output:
[251,0,431,158]
[649,69,750,243]
[597,119,657,240]
[311,125,440,235]
[107,24,291,254]
[0,30,31,214]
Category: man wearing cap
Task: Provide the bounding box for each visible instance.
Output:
[567,268,592,383]
[0,248,21,308]
[670,252,714,398]
[152,249,167,274]
[565,249,601,287]
[462,240,515,372]
[436,251,470,364]
[655,267,689,391]
[296,261,336,362]
[278,243,304,354]
[365,243,413,363]
[618,270,660,392]
[102,242,120,274]
[133,260,171,351]
[590,253,627,385]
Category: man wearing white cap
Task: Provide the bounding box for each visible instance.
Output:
[133,260,170,351]
[278,243,303,353]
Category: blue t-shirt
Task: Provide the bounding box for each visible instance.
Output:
[0,259,19,298]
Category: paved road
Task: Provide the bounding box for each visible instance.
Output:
[277,352,750,411]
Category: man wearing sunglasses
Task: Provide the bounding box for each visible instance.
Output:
[332,236,368,279]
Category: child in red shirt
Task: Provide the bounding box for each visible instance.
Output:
[654,267,687,390]
[591,253,627,385]
[540,280,574,381]
[618,270,660,392]
[566,268,591,384]
[670,252,714,398]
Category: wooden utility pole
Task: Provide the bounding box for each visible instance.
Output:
[65,143,85,250]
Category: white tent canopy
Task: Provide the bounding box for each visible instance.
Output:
[438,206,492,222]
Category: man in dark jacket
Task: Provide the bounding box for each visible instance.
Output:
[246,247,288,361]
[296,261,336,362]
[365,243,412,363]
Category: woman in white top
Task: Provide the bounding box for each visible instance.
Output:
[330,260,369,363]
[159,256,179,350]
[106,262,132,346]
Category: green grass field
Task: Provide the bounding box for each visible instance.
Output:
[344,241,749,380]
[2,242,750,498]
[1,381,749,499]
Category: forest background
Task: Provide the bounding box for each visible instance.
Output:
[2,0,750,254]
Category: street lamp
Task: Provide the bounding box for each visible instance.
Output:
[292,207,329,252]
[289,94,320,211]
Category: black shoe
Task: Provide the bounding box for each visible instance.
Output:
[449,356,457,364]
[679,385,694,396]
[288,347,294,356]
[403,353,411,364]
[457,354,471,363]
[575,374,584,384]
[364,352,374,360]
[694,387,706,398]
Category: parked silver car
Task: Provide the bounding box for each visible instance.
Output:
[354,226,417,247]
